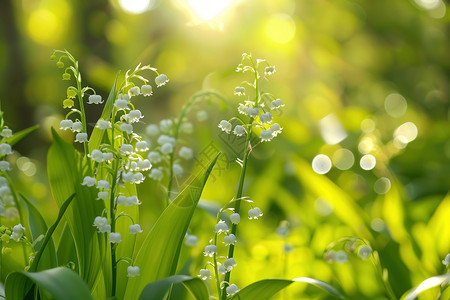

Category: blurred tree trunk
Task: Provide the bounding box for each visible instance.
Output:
[0,0,34,130]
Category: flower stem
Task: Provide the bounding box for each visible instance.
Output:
[220,130,252,300]
[109,155,119,297]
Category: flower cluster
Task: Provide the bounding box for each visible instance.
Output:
[0,112,15,217]
[324,237,373,264]
[53,49,170,280]
[218,53,284,144]
[200,197,263,297]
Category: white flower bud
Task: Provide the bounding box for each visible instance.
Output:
[71,121,83,132]
[0,128,12,137]
[60,119,73,130]
[116,195,127,205]
[229,213,240,224]
[214,221,229,234]
[97,191,109,200]
[0,161,11,171]
[218,120,232,133]
[203,245,217,257]
[185,234,198,246]
[128,86,140,97]
[248,207,263,220]
[96,119,111,130]
[173,164,183,177]
[120,144,133,155]
[178,147,193,160]
[137,159,151,171]
[149,168,163,181]
[125,196,141,206]
[135,141,149,152]
[127,110,143,123]
[120,123,133,134]
[129,224,143,234]
[102,152,114,161]
[127,266,140,277]
[246,107,259,118]
[196,110,208,122]
[259,112,272,124]
[234,86,245,96]
[97,180,110,190]
[87,95,103,104]
[223,258,237,272]
[224,234,236,246]
[141,84,153,96]
[226,284,239,296]
[155,74,169,87]
[146,124,159,136]
[199,269,211,280]
[81,176,96,187]
[109,232,122,243]
[260,130,273,142]
[160,143,173,155]
[0,143,13,156]
[233,125,246,137]
[75,133,88,143]
[358,245,372,260]
[89,149,104,162]
[114,99,128,110]
[147,151,162,163]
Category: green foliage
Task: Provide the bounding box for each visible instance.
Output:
[138,275,209,300]
[5,267,93,300]
[124,154,219,299]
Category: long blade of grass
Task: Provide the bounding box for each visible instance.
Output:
[123,154,219,299]
[28,193,75,272]
[400,273,450,300]
[229,278,345,300]
[20,194,57,271]
[47,128,106,290]
[138,275,208,300]
[3,125,39,147]
[5,267,93,300]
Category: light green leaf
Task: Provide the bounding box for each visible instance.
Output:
[20,194,57,271]
[29,193,75,272]
[230,277,345,300]
[5,267,93,300]
[57,224,78,271]
[400,273,450,300]
[138,275,209,300]
[88,75,117,151]
[123,154,219,300]
[293,156,373,239]
[3,125,39,147]
[47,128,106,290]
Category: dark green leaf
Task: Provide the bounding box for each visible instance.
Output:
[3,125,39,147]
[138,275,209,300]
[5,267,93,300]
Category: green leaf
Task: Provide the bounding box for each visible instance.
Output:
[138,275,208,300]
[123,154,219,300]
[57,224,78,271]
[29,193,75,272]
[5,267,93,300]
[88,75,117,151]
[293,157,373,239]
[20,194,57,271]
[3,125,39,147]
[47,128,106,290]
[400,273,450,300]
[229,277,345,300]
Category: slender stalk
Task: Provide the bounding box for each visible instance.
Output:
[213,233,221,299]
[220,131,252,300]
[75,69,89,156]
[109,163,118,297]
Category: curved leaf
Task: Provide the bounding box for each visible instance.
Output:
[5,267,93,300]
[47,128,106,290]
[138,275,208,300]
[3,125,39,147]
[20,194,57,271]
[29,193,75,272]
[400,273,450,300]
[124,154,219,299]
[230,277,345,300]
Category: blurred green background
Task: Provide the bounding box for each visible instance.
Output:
[0,0,449,299]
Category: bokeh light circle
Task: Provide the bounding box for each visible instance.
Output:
[266,14,296,44]
[360,154,376,170]
[312,154,332,174]
[374,177,391,194]
[332,148,355,170]
[384,93,407,118]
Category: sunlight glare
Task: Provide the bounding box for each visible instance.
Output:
[187,0,232,21]
[118,0,155,14]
